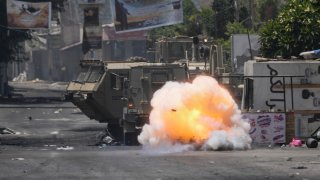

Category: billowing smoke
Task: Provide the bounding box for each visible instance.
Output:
[138,76,252,151]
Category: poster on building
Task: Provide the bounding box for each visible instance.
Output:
[113,0,183,32]
[7,0,51,29]
[102,25,147,41]
[243,113,286,144]
[82,7,101,54]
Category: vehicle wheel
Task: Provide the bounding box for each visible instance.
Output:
[306,138,318,148]
[124,132,139,146]
[107,123,124,142]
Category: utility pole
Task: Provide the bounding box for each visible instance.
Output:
[234,0,239,22]
[249,0,255,24]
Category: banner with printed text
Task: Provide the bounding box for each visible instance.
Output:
[243,113,286,144]
[7,0,51,29]
[113,0,183,32]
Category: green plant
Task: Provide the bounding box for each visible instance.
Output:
[259,0,320,58]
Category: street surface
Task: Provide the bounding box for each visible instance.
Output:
[0,81,320,180]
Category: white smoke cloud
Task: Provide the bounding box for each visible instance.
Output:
[138,76,252,151]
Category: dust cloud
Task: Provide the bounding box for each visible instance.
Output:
[138,76,252,152]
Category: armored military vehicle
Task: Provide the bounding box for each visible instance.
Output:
[65,59,188,144]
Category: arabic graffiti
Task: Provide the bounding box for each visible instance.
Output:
[265,64,285,110]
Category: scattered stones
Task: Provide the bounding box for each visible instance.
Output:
[291,166,308,169]
[309,161,320,164]
[0,127,16,135]
[50,131,59,135]
[289,172,300,178]
[56,146,74,151]
[54,109,62,114]
[286,157,292,161]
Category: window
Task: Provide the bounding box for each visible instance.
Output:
[74,65,103,83]
[75,66,89,83]
[110,72,126,90]
[87,66,103,83]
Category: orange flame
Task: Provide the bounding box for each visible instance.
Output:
[156,78,234,143]
[138,76,251,149]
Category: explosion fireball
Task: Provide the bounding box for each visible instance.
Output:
[138,76,252,150]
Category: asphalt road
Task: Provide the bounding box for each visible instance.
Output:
[1,145,320,180]
[0,82,320,180]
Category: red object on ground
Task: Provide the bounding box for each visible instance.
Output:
[289,138,302,147]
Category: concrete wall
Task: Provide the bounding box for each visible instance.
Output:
[244,61,320,111]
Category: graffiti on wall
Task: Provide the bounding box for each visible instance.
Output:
[265,64,285,110]
[301,67,320,107]
[265,64,320,110]
[243,113,286,144]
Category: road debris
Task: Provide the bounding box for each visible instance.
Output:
[44,144,57,147]
[286,157,293,161]
[289,138,302,147]
[309,161,320,164]
[157,169,163,173]
[291,166,308,169]
[0,127,16,135]
[50,131,59,135]
[54,108,62,114]
[96,129,120,146]
[56,146,74,150]
[289,172,300,178]
[11,158,25,161]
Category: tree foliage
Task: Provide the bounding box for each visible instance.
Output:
[212,0,235,39]
[199,7,214,36]
[259,0,320,58]
[258,0,279,22]
[149,0,201,38]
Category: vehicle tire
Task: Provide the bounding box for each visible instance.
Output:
[107,123,124,142]
[306,138,318,148]
[124,132,139,146]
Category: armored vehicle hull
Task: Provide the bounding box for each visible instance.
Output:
[66,60,188,144]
